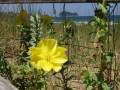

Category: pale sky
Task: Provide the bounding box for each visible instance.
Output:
[0,3,120,16]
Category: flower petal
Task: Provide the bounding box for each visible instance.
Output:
[51,52,68,64]
[51,58,67,64]
[19,9,27,19]
[53,64,62,72]
[14,16,22,25]
[29,47,47,59]
[56,47,67,52]
[37,40,47,52]
[37,39,57,55]
[53,47,67,59]
[29,48,43,54]
[39,60,54,72]
[30,54,41,69]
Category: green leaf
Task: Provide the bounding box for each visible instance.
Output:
[87,85,93,90]
[89,72,97,81]
[105,55,112,63]
[102,83,110,90]
[8,61,16,71]
[98,3,107,15]
[95,16,101,23]
[108,3,113,7]
[81,70,89,79]
[89,20,96,26]
[102,0,107,7]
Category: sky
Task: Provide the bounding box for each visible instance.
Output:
[0,3,120,16]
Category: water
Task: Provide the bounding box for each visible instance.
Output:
[52,15,120,24]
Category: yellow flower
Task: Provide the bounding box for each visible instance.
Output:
[80,66,89,76]
[41,14,53,26]
[29,39,68,72]
[14,9,27,25]
[83,66,88,70]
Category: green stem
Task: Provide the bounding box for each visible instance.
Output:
[60,70,67,90]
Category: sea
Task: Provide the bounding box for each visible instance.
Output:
[52,15,120,25]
